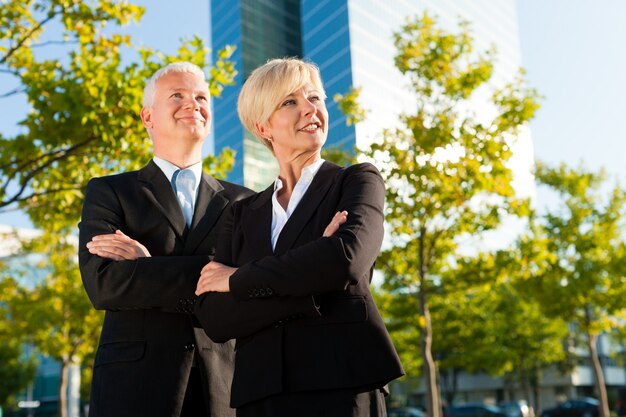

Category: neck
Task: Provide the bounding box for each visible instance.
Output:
[153,143,203,169]
[276,152,321,193]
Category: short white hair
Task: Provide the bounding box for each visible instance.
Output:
[142,62,207,107]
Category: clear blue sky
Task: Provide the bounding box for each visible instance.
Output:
[1,0,625,229]
[518,0,626,184]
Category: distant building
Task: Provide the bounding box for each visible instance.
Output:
[209,0,534,195]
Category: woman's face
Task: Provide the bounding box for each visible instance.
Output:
[261,83,328,159]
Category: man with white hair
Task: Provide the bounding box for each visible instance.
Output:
[78,62,253,417]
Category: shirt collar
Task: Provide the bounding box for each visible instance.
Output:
[153,156,203,185]
[272,159,325,192]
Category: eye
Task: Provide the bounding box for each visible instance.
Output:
[170,92,183,99]
[197,95,208,102]
[308,95,321,102]
[281,99,296,107]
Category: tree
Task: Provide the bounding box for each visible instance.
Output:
[428,248,567,409]
[355,13,539,416]
[0,274,37,410]
[1,233,102,417]
[0,0,236,231]
[528,162,626,417]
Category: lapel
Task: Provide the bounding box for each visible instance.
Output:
[274,161,339,255]
[138,160,186,240]
[242,185,274,258]
[184,171,229,254]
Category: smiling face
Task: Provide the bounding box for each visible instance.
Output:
[257,83,328,161]
[140,71,211,148]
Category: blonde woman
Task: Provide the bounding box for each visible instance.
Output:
[195,58,404,417]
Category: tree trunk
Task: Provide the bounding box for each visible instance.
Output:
[587,331,610,417]
[58,357,69,417]
[418,228,441,417]
[68,356,81,417]
[519,359,532,412]
[530,365,540,417]
[419,288,441,417]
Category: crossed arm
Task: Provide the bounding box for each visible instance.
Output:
[86,210,347,271]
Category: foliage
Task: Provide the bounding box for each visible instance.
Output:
[334,87,367,126]
[0,0,237,233]
[321,144,357,166]
[0,274,38,409]
[336,12,540,415]
[526,162,626,417]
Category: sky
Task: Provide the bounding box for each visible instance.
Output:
[518,0,626,185]
[1,0,625,229]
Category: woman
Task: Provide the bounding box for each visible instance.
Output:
[195,58,404,417]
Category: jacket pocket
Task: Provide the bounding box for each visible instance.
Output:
[94,340,146,367]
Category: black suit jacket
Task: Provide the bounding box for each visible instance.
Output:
[78,160,253,417]
[195,161,404,408]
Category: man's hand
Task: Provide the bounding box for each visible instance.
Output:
[195,262,237,295]
[86,230,151,261]
[323,211,348,237]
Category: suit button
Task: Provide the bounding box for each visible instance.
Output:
[184,343,195,351]
[259,288,266,296]
[266,288,273,296]
[252,289,259,297]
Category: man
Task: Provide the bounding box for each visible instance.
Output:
[78,62,253,417]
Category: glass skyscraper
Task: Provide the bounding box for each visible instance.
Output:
[210,0,533,196]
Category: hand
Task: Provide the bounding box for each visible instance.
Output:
[86,230,151,261]
[195,261,237,295]
[323,211,348,237]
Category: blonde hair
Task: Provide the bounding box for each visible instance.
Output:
[143,62,207,107]
[237,58,326,153]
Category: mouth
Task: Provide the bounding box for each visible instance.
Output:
[299,122,322,132]
[178,116,206,124]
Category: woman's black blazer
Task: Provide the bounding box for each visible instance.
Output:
[195,161,404,408]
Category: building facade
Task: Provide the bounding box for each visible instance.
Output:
[210,0,533,194]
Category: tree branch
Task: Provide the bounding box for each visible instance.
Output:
[0,136,96,208]
[0,68,20,76]
[31,39,78,48]
[0,7,62,65]
[0,86,26,98]
[0,186,84,213]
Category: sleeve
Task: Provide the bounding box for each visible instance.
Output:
[195,197,321,342]
[78,177,209,312]
[195,292,320,343]
[229,163,385,301]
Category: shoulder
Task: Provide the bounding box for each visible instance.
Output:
[343,162,381,176]
[86,170,139,190]
[337,162,383,183]
[217,179,256,202]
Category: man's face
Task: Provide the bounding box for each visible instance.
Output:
[141,71,211,145]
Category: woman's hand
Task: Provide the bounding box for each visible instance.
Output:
[323,211,348,237]
[86,230,151,260]
[196,261,237,295]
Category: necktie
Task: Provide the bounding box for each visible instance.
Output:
[173,169,196,227]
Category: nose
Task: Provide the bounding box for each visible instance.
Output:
[183,97,201,110]
[300,99,317,116]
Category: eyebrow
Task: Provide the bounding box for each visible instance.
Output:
[168,88,208,94]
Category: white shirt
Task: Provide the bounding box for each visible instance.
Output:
[152,156,202,209]
[271,159,325,250]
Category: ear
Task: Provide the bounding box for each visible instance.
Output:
[140,107,153,129]
[254,121,270,139]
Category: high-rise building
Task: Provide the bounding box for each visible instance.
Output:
[210,0,533,194]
